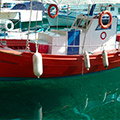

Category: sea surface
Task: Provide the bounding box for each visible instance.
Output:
[1,67,120,120]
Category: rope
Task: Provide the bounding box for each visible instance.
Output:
[35,2,39,39]
[34,1,40,52]
[26,1,33,50]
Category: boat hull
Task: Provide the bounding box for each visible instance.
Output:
[0,48,120,118]
[46,13,76,27]
[0,49,120,78]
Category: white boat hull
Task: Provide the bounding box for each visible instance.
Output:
[46,12,77,27]
[11,10,43,22]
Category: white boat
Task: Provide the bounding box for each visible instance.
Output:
[0,0,24,11]
[0,1,46,31]
[10,1,45,22]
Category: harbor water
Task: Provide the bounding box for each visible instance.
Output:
[0,66,120,120]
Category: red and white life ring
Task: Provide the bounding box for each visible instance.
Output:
[48,4,58,19]
[100,32,107,40]
[99,10,113,29]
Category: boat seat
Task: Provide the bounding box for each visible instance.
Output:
[1,39,27,49]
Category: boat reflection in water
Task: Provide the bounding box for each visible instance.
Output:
[0,66,120,119]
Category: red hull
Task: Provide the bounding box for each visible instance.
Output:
[0,47,120,78]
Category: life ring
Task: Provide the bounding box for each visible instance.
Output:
[100,32,107,40]
[48,4,58,19]
[5,20,14,31]
[99,10,113,29]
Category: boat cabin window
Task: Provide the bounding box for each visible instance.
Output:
[96,19,111,30]
[100,6,107,12]
[102,19,109,25]
[73,18,90,29]
[79,19,86,27]
[12,4,26,10]
[2,3,15,8]
[118,8,120,14]
[73,18,82,27]
[110,7,115,11]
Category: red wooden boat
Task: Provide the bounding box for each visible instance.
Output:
[0,43,120,78]
[0,4,120,79]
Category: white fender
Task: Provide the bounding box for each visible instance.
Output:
[102,50,109,68]
[33,52,43,78]
[84,51,90,71]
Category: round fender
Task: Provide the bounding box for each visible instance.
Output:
[102,50,109,68]
[84,51,90,71]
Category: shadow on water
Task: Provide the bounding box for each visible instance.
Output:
[0,79,70,120]
[0,67,120,119]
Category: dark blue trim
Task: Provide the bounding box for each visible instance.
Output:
[11,1,46,11]
[89,4,96,16]
[19,12,22,30]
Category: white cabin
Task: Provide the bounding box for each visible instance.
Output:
[38,14,117,55]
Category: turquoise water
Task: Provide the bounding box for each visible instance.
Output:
[1,66,120,119]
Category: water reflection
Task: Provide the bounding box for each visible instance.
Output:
[0,68,120,120]
[0,81,42,120]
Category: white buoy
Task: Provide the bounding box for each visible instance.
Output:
[33,52,43,78]
[102,50,109,68]
[84,51,90,71]
[33,42,43,78]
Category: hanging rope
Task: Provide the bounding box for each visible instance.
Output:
[26,1,33,50]
[35,2,39,40]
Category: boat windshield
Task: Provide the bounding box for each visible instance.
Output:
[72,18,90,29]
[2,3,15,8]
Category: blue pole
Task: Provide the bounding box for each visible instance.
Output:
[89,4,96,16]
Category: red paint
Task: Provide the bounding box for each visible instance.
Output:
[100,32,107,40]
[29,42,48,53]
[117,33,120,42]
[2,39,27,49]
[0,47,120,78]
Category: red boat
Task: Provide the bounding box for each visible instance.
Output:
[0,2,120,80]
[1,2,120,119]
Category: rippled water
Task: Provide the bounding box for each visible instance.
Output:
[0,67,120,120]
